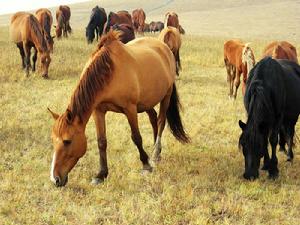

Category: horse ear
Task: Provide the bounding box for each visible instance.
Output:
[48,108,59,120]
[66,109,73,124]
[239,120,246,130]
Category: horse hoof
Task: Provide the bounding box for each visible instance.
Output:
[286,157,293,162]
[142,164,153,173]
[91,177,105,185]
[268,170,279,180]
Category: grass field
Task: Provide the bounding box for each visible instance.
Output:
[1,26,300,224]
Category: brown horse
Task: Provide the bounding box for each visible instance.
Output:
[104,11,133,33]
[10,12,51,78]
[111,23,135,44]
[48,30,189,187]
[262,41,298,63]
[224,40,255,99]
[55,5,71,38]
[35,8,54,52]
[158,27,182,75]
[132,8,146,34]
[164,12,179,29]
[149,21,164,33]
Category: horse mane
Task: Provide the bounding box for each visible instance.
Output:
[242,43,255,75]
[67,30,121,122]
[29,15,48,52]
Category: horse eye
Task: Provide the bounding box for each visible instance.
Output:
[63,140,72,146]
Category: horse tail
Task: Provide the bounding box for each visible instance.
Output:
[166,84,190,143]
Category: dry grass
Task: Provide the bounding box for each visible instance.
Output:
[1,27,300,224]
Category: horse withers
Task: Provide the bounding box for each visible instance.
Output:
[35,8,54,52]
[48,31,189,187]
[239,57,300,180]
[86,6,107,44]
[224,40,255,99]
[10,12,51,78]
[262,41,298,64]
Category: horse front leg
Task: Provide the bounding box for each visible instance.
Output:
[286,120,297,162]
[233,70,241,99]
[23,42,31,77]
[125,104,152,172]
[32,47,37,72]
[17,43,26,69]
[91,109,108,185]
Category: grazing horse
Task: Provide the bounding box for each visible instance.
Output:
[262,41,298,63]
[164,12,179,29]
[55,5,71,38]
[10,12,51,78]
[86,6,107,44]
[224,40,255,99]
[111,24,135,44]
[149,21,164,33]
[158,27,182,75]
[104,11,133,33]
[239,57,300,180]
[48,30,189,187]
[35,8,54,52]
[132,8,146,34]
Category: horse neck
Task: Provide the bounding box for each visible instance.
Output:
[30,20,48,53]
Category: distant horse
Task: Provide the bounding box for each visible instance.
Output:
[224,40,255,99]
[104,11,133,33]
[143,23,150,32]
[55,5,71,38]
[48,31,189,187]
[86,6,107,44]
[158,27,182,75]
[239,57,300,180]
[149,21,164,33]
[262,41,298,63]
[111,24,135,44]
[164,12,179,29]
[35,8,54,52]
[10,12,51,78]
[132,8,146,34]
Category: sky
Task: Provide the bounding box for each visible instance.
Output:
[0,0,89,15]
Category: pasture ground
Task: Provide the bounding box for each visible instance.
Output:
[1,27,300,224]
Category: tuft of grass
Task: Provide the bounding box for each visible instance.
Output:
[0,27,300,224]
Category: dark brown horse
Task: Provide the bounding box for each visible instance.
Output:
[164,12,179,29]
[262,41,298,63]
[55,5,71,38]
[132,8,146,34]
[224,40,255,99]
[111,23,135,44]
[48,30,189,187]
[35,8,54,52]
[10,12,51,78]
[104,11,133,33]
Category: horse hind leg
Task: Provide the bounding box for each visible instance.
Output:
[125,105,152,172]
[286,120,296,162]
[23,42,31,77]
[146,109,158,144]
[232,70,240,99]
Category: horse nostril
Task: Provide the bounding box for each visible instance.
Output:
[55,176,61,186]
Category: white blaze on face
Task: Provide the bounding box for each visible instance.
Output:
[50,152,57,183]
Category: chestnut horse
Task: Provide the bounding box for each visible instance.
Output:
[35,8,54,52]
[164,12,179,29]
[224,40,255,99]
[48,30,189,187]
[10,12,51,78]
[262,41,298,63]
[132,8,146,34]
[55,5,71,38]
[104,11,133,33]
[111,23,135,44]
[158,27,182,75]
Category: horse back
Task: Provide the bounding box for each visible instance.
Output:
[10,12,36,43]
[263,41,298,63]
[224,40,244,70]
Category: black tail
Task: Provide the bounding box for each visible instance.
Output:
[175,50,181,76]
[166,84,190,143]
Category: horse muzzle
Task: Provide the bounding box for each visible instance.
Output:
[54,175,68,187]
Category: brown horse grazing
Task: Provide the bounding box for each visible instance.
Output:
[158,27,182,75]
[48,30,189,187]
[132,8,146,34]
[10,12,51,78]
[104,11,133,33]
[111,23,135,44]
[55,5,71,38]
[35,8,54,52]
[262,41,298,63]
[224,40,255,99]
[164,12,179,29]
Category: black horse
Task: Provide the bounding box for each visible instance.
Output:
[239,57,300,180]
[86,6,107,44]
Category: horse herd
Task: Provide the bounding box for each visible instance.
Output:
[7,5,300,186]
